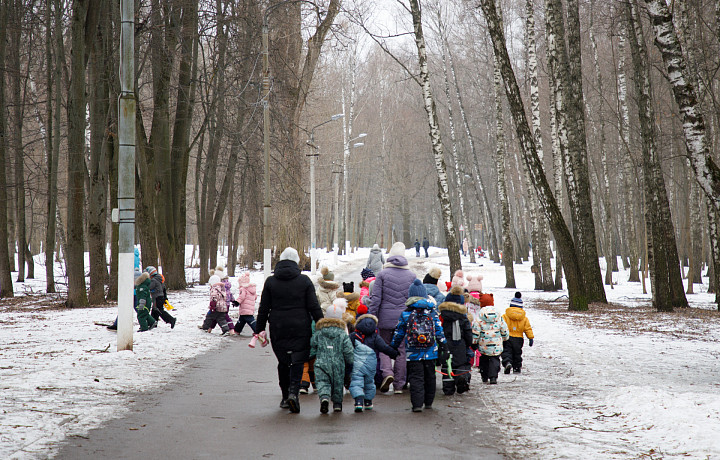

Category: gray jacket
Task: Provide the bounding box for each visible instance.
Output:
[366,247,385,274]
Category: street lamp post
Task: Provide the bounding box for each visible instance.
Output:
[307,114,344,275]
[342,133,367,255]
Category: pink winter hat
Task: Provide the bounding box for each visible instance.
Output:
[466,274,483,293]
[238,272,251,286]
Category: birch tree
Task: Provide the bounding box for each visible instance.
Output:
[479,0,589,311]
[625,0,688,311]
[408,0,462,274]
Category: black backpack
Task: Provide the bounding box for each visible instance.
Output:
[406,309,435,349]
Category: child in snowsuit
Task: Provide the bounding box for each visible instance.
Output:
[502,292,534,374]
[234,272,258,334]
[390,280,447,412]
[145,266,176,329]
[473,304,509,384]
[201,275,231,335]
[358,268,375,314]
[350,313,398,412]
[310,298,354,413]
[134,272,158,331]
[439,287,475,395]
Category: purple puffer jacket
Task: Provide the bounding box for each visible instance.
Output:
[368,255,418,330]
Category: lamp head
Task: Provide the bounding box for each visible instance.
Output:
[353,142,365,148]
[331,113,344,121]
[357,132,367,138]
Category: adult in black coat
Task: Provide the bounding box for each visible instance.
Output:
[256,247,323,413]
[438,286,476,395]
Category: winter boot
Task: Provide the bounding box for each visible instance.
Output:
[287,394,300,413]
[504,363,512,375]
[279,398,290,409]
[248,334,260,348]
[364,399,373,410]
[489,377,498,384]
[320,397,329,414]
[354,397,364,413]
[513,368,521,374]
[257,330,268,347]
[333,402,342,412]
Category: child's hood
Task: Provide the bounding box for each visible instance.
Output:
[315,317,347,333]
[405,297,435,310]
[317,278,340,291]
[241,283,257,296]
[337,291,360,302]
[438,301,467,316]
[479,306,500,323]
[505,306,526,321]
[134,272,150,286]
[354,314,379,336]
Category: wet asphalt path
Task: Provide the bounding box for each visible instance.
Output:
[57,258,506,460]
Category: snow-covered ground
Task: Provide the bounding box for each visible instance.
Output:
[1,246,719,459]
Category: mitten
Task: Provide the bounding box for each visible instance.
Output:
[437,342,450,363]
[232,300,240,307]
[529,338,534,347]
[209,300,217,310]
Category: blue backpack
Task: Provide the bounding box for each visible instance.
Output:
[406,310,435,349]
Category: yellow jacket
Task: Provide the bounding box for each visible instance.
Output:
[502,307,534,339]
[337,291,360,319]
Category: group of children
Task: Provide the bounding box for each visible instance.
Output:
[304,265,535,414]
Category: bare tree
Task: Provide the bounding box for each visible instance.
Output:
[0,0,13,298]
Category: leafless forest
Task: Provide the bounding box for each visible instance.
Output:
[1,0,718,311]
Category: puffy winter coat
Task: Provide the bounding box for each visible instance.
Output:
[464,293,482,325]
[135,272,152,312]
[222,279,235,304]
[366,247,386,274]
[424,283,445,306]
[368,255,418,330]
[359,278,375,311]
[256,259,323,356]
[473,306,509,356]
[439,301,475,367]
[390,298,446,361]
[316,279,340,312]
[209,283,228,313]
[148,273,166,307]
[352,314,398,358]
[503,307,534,339]
[310,318,354,373]
[336,291,360,318]
[236,282,257,316]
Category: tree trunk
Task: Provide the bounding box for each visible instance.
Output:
[87,0,110,304]
[491,3,515,288]
[480,0,588,311]
[438,11,475,264]
[625,0,688,311]
[66,0,90,307]
[547,60,564,291]
[408,0,462,275]
[546,0,606,303]
[642,0,720,214]
[10,0,25,284]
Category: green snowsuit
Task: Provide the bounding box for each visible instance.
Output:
[310,318,354,403]
[134,272,157,331]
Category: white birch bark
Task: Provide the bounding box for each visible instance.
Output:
[643,0,720,213]
[408,0,461,274]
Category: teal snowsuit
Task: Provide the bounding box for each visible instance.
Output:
[134,272,157,331]
[310,318,354,403]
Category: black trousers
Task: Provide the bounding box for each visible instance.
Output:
[479,354,501,379]
[442,362,471,395]
[501,337,524,370]
[151,297,175,324]
[275,349,306,400]
[406,360,437,409]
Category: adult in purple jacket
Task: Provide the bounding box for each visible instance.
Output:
[368,241,418,393]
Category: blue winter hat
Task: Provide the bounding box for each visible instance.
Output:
[510,292,523,308]
[408,279,427,298]
[361,268,374,280]
[444,286,465,305]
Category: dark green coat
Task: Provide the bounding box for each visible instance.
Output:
[310,318,354,402]
[135,272,153,312]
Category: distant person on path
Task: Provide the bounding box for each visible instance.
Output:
[462,237,469,257]
[310,298,354,414]
[366,244,385,274]
[368,242,417,394]
[422,237,430,257]
[200,274,231,335]
[414,239,421,257]
[390,280,447,412]
[501,292,534,375]
[256,247,323,414]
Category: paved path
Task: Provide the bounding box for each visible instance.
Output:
[57,258,506,459]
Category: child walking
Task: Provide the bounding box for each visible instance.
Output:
[350,313,398,412]
[473,303,509,384]
[438,287,475,395]
[134,272,158,331]
[234,272,259,335]
[146,266,177,329]
[310,298,354,413]
[201,275,231,335]
[390,280,447,412]
[502,292,534,374]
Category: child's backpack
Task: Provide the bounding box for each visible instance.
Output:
[406,309,436,349]
[209,284,228,312]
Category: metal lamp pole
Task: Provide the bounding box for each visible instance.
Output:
[117,0,136,351]
[342,133,367,255]
[307,114,343,275]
